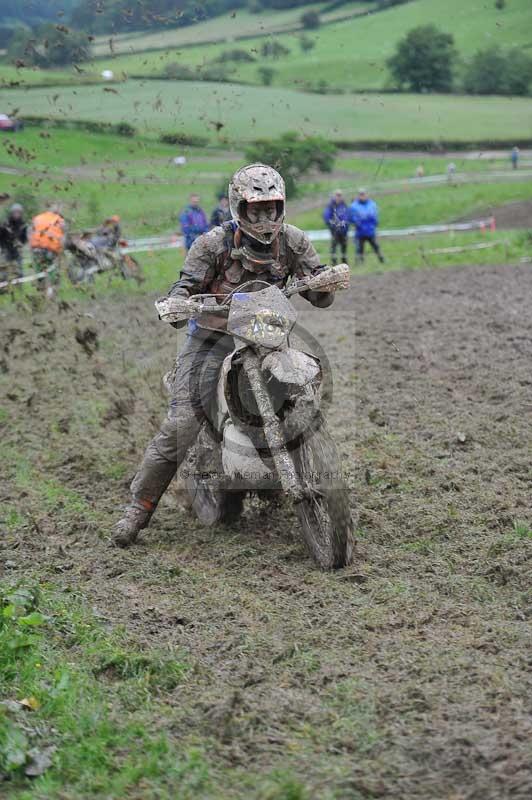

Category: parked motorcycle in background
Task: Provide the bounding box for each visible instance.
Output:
[66,233,142,285]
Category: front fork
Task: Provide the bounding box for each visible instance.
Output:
[240,349,305,502]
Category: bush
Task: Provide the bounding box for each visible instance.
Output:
[260,40,291,59]
[463,47,532,96]
[115,122,136,137]
[258,66,275,86]
[21,116,136,137]
[163,61,230,83]
[160,132,209,147]
[163,62,196,80]
[387,24,456,92]
[213,48,255,63]
[299,35,315,53]
[245,132,336,198]
[8,23,91,67]
[301,10,321,29]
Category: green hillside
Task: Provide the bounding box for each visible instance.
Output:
[2,0,530,93]
[96,0,532,90]
[5,81,532,144]
[91,3,372,58]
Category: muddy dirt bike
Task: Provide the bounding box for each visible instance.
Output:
[66,235,142,285]
[156,263,354,570]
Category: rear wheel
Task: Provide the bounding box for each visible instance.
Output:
[120,254,143,283]
[293,419,354,569]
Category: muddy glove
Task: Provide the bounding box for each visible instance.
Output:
[162,287,190,329]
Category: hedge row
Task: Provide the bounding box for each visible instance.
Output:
[19,118,532,151]
[23,116,136,137]
[159,132,209,147]
[331,139,532,151]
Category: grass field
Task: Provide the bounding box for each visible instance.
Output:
[1,129,531,241]
[86,0,532,90]
[90,3,374,57]
[3,82,532,145]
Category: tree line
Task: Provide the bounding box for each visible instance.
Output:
[387,23,532,97]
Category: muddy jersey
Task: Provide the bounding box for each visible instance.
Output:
[170,223,321,297]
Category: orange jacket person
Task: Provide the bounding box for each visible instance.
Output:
[30,207,66,256]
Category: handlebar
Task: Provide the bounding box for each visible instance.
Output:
[155,263,350,324]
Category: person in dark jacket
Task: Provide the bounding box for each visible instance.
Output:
[0,203,28,282]
[179,194,209,250]
[210,195,231,228]
[349,189,384,265]
[323,190,349,265]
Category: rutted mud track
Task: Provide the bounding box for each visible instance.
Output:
[1,263,531,798]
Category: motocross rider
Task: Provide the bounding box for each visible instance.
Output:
[91,215,122,250]
[113,164,336,547]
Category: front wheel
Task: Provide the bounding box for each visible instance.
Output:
[67,256,90,285]
[293,420,354,569]
[186,474,245,526]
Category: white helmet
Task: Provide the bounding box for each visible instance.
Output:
[228,163,285,245]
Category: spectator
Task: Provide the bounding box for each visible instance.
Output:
[348,188,384,265]
[179,193,209,251]
[210,195,231,228]
[0,203,28,283]
[511,146,520,170]
[323,190,349,265]
[447,162,456,183]
[29,203,66,295]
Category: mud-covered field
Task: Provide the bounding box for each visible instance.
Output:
[1,263,531,798]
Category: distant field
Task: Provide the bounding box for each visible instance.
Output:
[0,63,81,86]
[3,81,532,145]
[91,3,373,57]
[88,0,532,90]
[1,127,531,241]
[3,0,530,91]
[0,128,180,169]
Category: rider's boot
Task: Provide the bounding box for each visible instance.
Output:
[112,498,157,547]
[112,409,201,547]
[112,457,177,547]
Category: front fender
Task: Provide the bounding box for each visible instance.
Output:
[262,348,321,387]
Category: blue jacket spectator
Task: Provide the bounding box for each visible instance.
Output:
[180,194,209,250]
[323,193,350,234]
[349,189,384,264]
[349,191,379,239]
